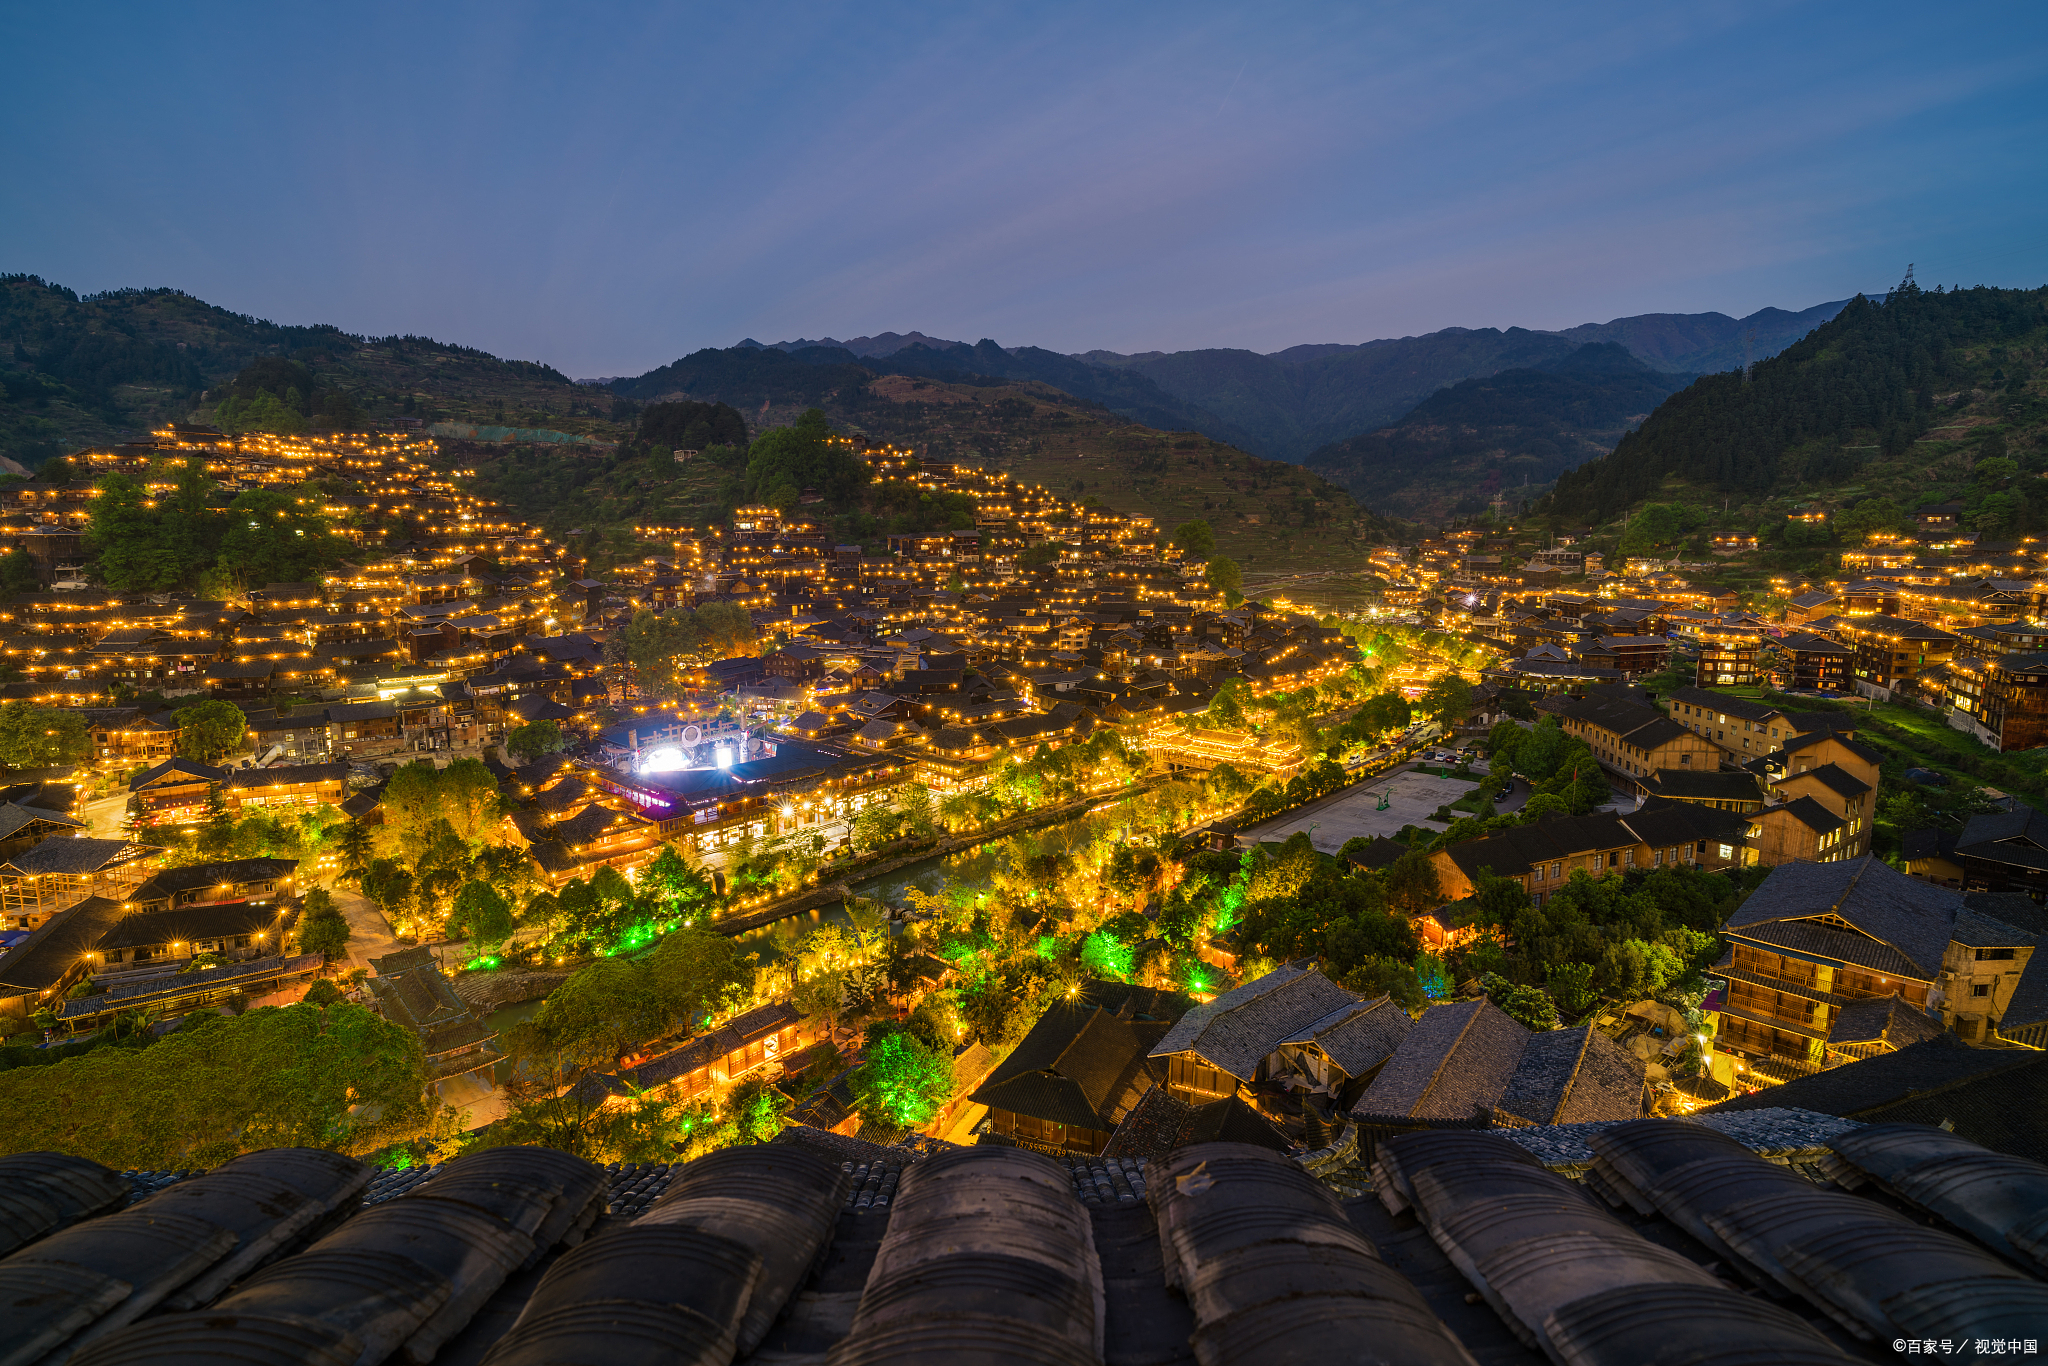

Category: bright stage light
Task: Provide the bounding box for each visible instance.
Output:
[640,746,688,773]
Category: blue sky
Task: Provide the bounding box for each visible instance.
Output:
[5,2,2044,376]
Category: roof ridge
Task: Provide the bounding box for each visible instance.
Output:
[1411,1000,1484,1118]
[1550,1025,1596,1125]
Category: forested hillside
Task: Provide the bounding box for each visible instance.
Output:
[1546,279,2048,523]
[612,339,1254,446]
[0,275,632,466]
[482,369,1403,574]
[1304,344,1692,522]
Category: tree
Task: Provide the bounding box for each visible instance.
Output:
[0,1002,431,1168]
[1497,984,1559,1031]
[1018,541,1066,570]
[449,881,515,956]
[1546,961,1598,1019]
[437,759,503,842]
[174,699,247,764]
[1171,520,1216,559]
[335,820,373,881]
[215,488,343,585]
[0,549,38,594]
[1383,847,1442,916]
[1205,556,1243,602]
[851,1030,955,1130]
[297,888,353,962]
[0,701,91,768]
[507,720,565,760]
[1835,496,1904,544]
[1418,674,1474,729]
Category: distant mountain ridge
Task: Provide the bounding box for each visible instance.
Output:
[1304,343,1695,523]
[619,338,1259,448]
[718,299,1851,467]
[1073,299,1852,463]
[750,331,966,358]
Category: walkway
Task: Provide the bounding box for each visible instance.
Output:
[331,883,402,971]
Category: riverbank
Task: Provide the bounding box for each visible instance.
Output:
[710,775,1166,937]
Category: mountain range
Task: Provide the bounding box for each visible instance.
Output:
[749,299,1849,464]
[1302,343,1696,523]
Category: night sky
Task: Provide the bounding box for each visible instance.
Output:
[6,2,2044,376]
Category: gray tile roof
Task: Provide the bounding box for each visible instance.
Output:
[1723,855,1959,979]
[1826,993,1947,1049]
[1146,962,1363,1080]
[1279,995,1415,1080]
[971,1001,1157,1132]
[1956,802,2048,872]
[1494,1025,1645,1127]
[1352,997,1531,1123]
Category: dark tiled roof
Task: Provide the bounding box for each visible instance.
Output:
[971,1001,1155,1131]
[1724,855,1957,979]
[1782,762,1872,799]
[1826,994,1947,1048]
[1956,802,2048,873]
[0,895,125,993]
[1280,995,1414,1080]
[1705,1035,2048,1163]
[1147,962,1363,1080]
[1352,997,1531,1124]
[1494,1025,1645,1127]
[224,763,348,790]
[1666,687,1784,722]
[128,757,226,792]
[0,802,84,841]
[127,857,300,906]
[1,837,152,877]
[94,901,293,951]
[1643,769,1763,801]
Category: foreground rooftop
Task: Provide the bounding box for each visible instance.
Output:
[6,1104,2045,1364]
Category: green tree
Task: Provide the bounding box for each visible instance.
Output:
[1018,541,1067,570]
[1205,556,1243,602]
[0,702,91,768]
[215,488,343,585]
[449,881,515,956]
[507,720,565,759]
[296,888,353,962]
[851,1030,955,1130]
[0,1002,431,1168]
[1835,496,1905,544]
[1383,847,1442,916]
[173,699,248,764]
[0,549,38,594]
[1497,983,1559,1031]
[335,820,373,881]
[1546,961,1598,1019]
[1417,674,1474,728]
[1171,519,1216,559]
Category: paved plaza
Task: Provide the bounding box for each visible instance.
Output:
[1240,767,1488,853]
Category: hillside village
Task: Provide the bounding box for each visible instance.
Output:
[0,411,2041,1206]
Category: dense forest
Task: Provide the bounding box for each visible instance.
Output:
[1304,343,1692,522]
[1547,278,2048,522]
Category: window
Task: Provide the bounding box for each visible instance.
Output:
[1977,948,2016,961]
[1551,863,1561,878]
[1718,843,1733,860]
[1972,982,1991,998]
